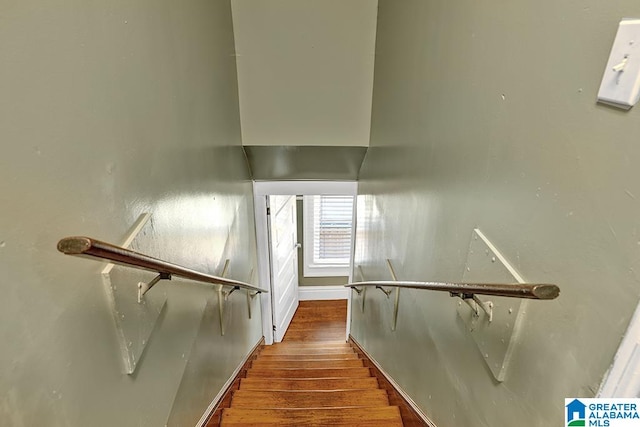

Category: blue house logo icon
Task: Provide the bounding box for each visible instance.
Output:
[566,399,586,426]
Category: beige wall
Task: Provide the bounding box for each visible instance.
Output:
[0,1,261,426]
[231,0,378,146]
[352,1,640,426]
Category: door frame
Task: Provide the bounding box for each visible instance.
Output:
[253,181,358,345]
[598,300,640,397]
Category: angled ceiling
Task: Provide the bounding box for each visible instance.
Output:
[244,145,368,180]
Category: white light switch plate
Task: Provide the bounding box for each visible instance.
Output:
[597,18,640,110]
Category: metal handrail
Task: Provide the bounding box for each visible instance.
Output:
[346,280,559,300]
[57,236,268,294]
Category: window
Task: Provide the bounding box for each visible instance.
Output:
[303,195,354,277]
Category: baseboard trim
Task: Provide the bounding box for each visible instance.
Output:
[298,285,349,301]
[349,335,437,427]
[196,337,264,427]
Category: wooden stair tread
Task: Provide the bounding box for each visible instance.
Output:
[259,347,356,355]
[204,301,416,427]
[251,359,364,369]
[257,352,357,359]
[256,353,360,360]
[262,340,353,350]
[262,342,350,348]
[282,329,347,342]
[292,304,348,314]
[239,377,379,391]
[230,389,389,408]
[266,341,348,347]
[283,320,347,327]
[220,407,403,426]
[286,312,347,317]
[246,367,371,378]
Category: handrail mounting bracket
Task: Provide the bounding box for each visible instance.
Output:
[386,259,401,331]
[138,272,171,303]
[246,289,260,319]
[376,285,393,298]
[222,286,240,300]
[451,292,493,322]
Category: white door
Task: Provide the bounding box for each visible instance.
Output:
[268,195,300,342]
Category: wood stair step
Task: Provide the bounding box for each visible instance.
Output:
[220,407,404,426]
[261,343,352,350]
[257,352,357,359]
[267,341,348,348]
[285,316,348,323]
[246,367,371,378]
[238,377,379,391]
[259,347,355,355]
[256,353,360,361]
[204,300,418,427]
[268,344,354,354]
[282,328,347,342]
[251,359,364,369]
[287,306,347,313]
[284,311,347,318]
[285,319,347,327]
[230,389,389,409]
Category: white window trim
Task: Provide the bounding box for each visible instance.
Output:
[303,195,354,277]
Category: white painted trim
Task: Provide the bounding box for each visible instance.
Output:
[346,292,352,341]
[599,301,640,397]
[347,336,436,427]
[253,180,357,196]
[252,187,274,345]
[298,285,349,301]
[195,337,263,427]
[275,296,298,342]
[346,194,357,340]
[350,336,437,427]
[253,180,358,346]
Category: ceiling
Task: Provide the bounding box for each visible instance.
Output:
[244,145,368,180]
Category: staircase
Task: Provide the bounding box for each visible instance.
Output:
[220,340,404,426]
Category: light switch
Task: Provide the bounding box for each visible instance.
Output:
[597,18,640,110]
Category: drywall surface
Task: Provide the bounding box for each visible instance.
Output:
[0,1,261,426]
[352,1,640,426]
[244,146,367,180]
[231,0,378,146]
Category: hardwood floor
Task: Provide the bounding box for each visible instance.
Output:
[282,299,347,342]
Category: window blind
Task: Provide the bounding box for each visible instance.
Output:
[311,195,354,265]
